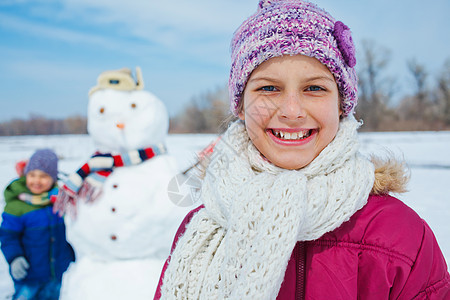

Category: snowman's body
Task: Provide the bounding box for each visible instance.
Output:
[67,158,178,261]
[60,72,187,299]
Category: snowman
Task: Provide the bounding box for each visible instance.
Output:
[56,67,189,299]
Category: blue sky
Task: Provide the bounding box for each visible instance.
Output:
[1,0,449,122]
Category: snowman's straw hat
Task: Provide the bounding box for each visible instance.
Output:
[89,67,144,96]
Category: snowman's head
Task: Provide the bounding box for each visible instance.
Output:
[87,89,169,152]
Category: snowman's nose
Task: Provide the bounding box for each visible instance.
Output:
[116,123,125,129]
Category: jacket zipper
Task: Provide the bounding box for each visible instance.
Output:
[296,242,306,300]
[47,208,56,279]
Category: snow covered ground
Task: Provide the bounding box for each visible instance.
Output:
[0,131,449,298]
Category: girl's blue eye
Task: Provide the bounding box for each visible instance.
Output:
[261,86,276,92]
[307,86,323,92]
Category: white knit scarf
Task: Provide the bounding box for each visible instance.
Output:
[161,116,374,300]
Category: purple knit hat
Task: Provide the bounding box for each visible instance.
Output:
[229,0,358,116]
[24,149,58,182]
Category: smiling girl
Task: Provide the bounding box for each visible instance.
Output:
[240,55,342,170]
[155,1,449,299]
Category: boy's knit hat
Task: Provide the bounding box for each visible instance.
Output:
[24,149,58,182]
[229,0,358,116]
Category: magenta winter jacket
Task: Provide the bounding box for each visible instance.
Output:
[155,194,450,299]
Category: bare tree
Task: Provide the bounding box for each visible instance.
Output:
[203,86,229,133]
[179,100,209,133]
[356,40,395,131]
[406,59,429,120]
[436,59,450,126]
[170,86,229,133]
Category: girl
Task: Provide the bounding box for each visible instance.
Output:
[155,0,449,299]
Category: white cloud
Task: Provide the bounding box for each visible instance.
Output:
[54,0,256,64]
[60,0,253,34]
[0,13,120,48]
[0,1,256,67]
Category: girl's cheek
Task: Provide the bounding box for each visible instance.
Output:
[250,100,278,119]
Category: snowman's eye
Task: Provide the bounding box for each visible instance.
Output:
[99,107,105,114]
[131,103,137,109]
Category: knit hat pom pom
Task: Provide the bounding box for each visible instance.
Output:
[333,21,356,68]
[15,160,28,177]
[258,0,278,10]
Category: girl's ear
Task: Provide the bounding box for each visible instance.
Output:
[237,97,245,120]
[238,110,245,121]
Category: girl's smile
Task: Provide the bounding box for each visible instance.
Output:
[267,127,317,146]
[239,54,341,170]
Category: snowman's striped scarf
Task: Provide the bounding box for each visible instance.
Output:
[54,145,165,215]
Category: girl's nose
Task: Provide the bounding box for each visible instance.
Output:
[279,92,306,120]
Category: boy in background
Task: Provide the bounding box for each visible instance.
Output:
[0,149,74,300]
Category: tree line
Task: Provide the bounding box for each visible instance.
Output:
[0,115,87,136]
[1,41,449,136]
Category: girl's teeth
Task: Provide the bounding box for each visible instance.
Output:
[273,130,310,140]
